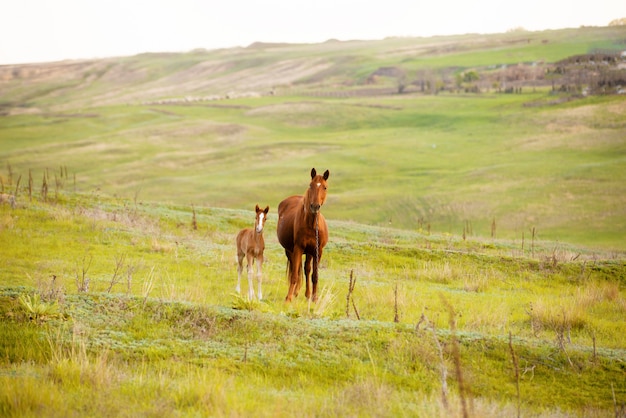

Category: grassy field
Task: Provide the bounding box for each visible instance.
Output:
[0,191,625,417]
[1,26,626,417]
[1,90,625,249]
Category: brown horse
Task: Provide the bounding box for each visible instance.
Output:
[277,168,329,302]
[236,204,269,300]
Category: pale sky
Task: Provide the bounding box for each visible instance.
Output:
[1,0,625,65]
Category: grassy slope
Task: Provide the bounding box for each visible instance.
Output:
[0,193,625,417]
[1,26,625,249]
[2,26,625,107]
[1,91,625,249]
[1,26,626,416]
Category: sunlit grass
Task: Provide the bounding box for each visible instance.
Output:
[1,27,625,414]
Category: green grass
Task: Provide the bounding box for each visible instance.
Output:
[2,90,625,249]
[1,26,625,416]
[0,191,625,416]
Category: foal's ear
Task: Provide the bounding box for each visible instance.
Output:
[323,170,330,180]
[255,204,260,212]
[264,206,269,214]
[311,168,317,179]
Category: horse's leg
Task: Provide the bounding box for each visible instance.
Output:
[304,254,312,300]
[246,253,255,300]
[291,248,305,297]
[257,253,263,300]
[294,255,304,297]
[284,249,294,301]
[286,248,302,302]
[311,249,323,302]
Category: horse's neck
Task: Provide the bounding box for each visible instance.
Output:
[299,205,318,228]
[300,195,314,225]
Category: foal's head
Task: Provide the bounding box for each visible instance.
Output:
[305,168,330,214]
[255,204,269,233]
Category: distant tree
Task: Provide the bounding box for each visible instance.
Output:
[415,68,437,94]
[463,71,479,83]
[506,26,528,33]
[415,68,446,95]
[396,70,408,94]
[608,17,626,26]
[456,71,480,92]
[545,67,564,92]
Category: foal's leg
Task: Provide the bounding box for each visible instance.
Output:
[246,253,256,300]
[256,254,263,300]
[236,251,244,294]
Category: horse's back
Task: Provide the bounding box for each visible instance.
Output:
[277,196,301,251]
[278,195,301,217]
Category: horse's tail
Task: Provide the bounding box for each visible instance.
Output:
[285,257,294,283]
[285,256,303,283]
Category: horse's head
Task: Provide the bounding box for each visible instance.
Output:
[255,204,270,233]
[306,168,330,214]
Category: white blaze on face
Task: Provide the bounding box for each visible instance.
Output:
[256,212,265,232]
[317,183,321,187]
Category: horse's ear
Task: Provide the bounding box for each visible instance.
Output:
[323,170,330,180]
[310,168,317,179]
[264,206,269,214]
[255,204,260,212]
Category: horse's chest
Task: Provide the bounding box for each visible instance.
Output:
[295,228,326,251]
[249,246,263,257]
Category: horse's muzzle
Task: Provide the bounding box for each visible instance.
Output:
[310,204,321,213]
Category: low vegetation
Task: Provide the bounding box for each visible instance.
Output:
[0,185,624,416]
[1,26,625,416]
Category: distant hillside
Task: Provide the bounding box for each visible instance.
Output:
[1,26,625,114]
[1,25,625,249]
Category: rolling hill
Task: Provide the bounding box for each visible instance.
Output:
[2,25,626,110]
[1,25,626,417]
[1,25,625,249]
